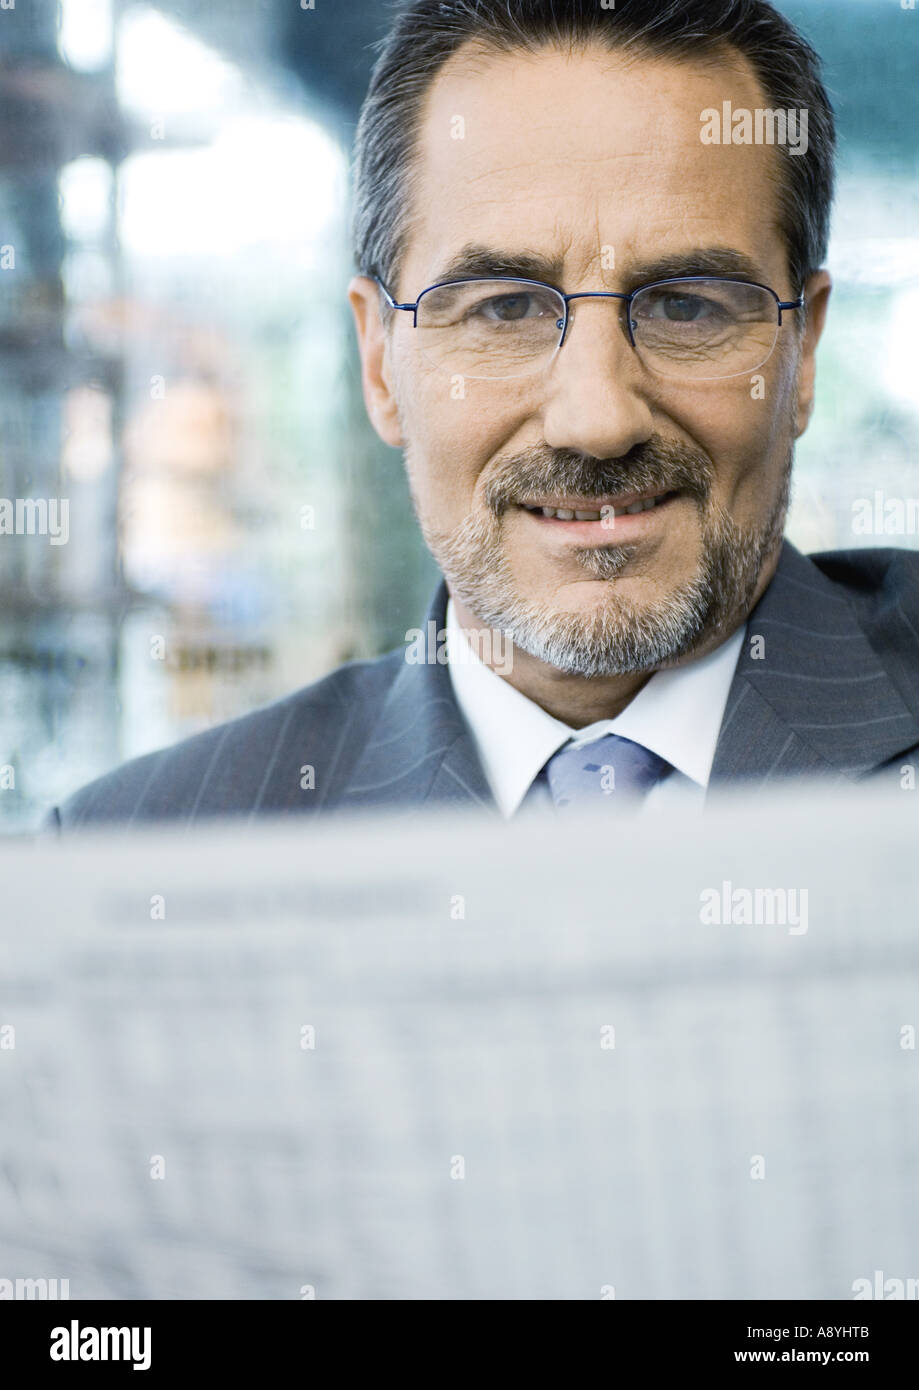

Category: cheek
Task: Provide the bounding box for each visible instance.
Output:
[400,371,523,517]
[671,366,797,511]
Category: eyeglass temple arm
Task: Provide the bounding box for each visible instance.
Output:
[372,276,417,312]
[777,294,806,323]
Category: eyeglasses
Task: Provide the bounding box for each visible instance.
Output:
[374,274,805,383]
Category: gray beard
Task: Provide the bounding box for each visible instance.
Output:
[416,439,791,678]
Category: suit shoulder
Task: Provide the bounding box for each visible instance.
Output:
[53,649,405,828]
[806,545,919,691]
[807,545,919,615]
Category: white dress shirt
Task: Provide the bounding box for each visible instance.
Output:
[445,597,746,818]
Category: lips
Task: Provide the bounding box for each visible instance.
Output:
[520,490,677,521]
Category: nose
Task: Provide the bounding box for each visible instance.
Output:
[541,296,654,460]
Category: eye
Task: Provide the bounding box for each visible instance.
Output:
[474,290,556,322]
[637,291,725,323]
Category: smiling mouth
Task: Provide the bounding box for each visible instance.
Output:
[519,489,678,521]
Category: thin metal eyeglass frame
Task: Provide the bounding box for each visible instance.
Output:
[372,273,806,379]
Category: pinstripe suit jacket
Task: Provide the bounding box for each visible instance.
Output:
[49,542,919,828]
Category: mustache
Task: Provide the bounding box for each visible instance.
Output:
[482,438,714,517]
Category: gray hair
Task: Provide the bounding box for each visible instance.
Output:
[351,0,835,306]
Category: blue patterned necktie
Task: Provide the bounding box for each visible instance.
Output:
[541,732,672,810]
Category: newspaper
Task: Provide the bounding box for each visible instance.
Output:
[1,785,917,1300]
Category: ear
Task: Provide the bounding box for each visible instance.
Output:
[348,276,405,448]
[794,269,832,439]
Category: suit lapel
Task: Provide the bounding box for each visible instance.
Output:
[710,541,919,786]
[339,582,497,813]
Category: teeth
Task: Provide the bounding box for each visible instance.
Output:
[531,494,669,520]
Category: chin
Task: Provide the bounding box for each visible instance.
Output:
[523,567,684,614]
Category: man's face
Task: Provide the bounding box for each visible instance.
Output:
[351,42,830,677]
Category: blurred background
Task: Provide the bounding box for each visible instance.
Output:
[0,0,916,832]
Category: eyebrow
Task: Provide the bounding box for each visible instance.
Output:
[623,248,768,289]
[432,245,565,285]
[428,243,768,293]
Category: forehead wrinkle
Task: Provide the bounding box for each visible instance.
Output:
[430,148,656,204]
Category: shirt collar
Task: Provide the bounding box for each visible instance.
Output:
[445,597,745,817]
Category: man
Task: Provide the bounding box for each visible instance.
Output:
[49,0,919,829]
